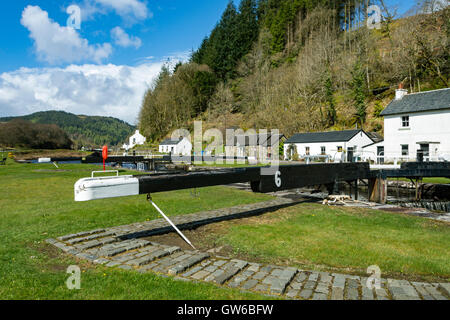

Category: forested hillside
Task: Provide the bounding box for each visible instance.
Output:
[0,119,72,149]
[139,0,449,142]
[0,111,135,148]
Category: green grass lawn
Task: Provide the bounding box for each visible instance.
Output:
[0,159,273,299]
[212,203,450,283]
[389,177,450,184]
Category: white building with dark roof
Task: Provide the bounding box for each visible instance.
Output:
[284,129,374,162]
[378,87,450,162]
[225,133,285,162]
[159,137,192,156]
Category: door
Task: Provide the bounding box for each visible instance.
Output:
[347,147,354,163]
[420,144,430,158]
[377,146,384,164]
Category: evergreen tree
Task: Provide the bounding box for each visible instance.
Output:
[213,1,239,79]
[236,0,259,58]
[351,61,367,128]
[191,0,259,80]
[325,75,337,127]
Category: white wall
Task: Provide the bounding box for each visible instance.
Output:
[361,141,384,162]
[284,131,373,162]
[383,109,450,161]
[127,130,146,149]
[176,138,192,156]
[159,138,192,156]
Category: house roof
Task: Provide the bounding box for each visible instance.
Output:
[160,138,184,146]
[286,130,366,144]
[226,133,285,147]
[366,132,384,143]
[380,88,450,116]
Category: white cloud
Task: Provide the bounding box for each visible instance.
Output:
[79,0,152,21]
[0,53,190,124]
[21,5,112,64]
[111,27,142,48]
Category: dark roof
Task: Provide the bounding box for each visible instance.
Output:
[226,133,285,147]
[160,138,183,145]
[366,132,384,143]
[363,140,384,148]
[286,130,366,144]
[380,88,450,116]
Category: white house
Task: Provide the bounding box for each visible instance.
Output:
[122,130,146,150]
[367,87,450,162]
[284,130,375,162]
[225,133,285,162]
[159,137,192,156]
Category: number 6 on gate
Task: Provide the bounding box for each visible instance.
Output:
[275,171,281,188]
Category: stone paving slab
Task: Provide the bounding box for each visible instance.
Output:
[46,200,450,300]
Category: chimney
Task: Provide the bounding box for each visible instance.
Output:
[395,83,408,100]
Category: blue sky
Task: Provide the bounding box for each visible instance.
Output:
[0,0,418,124]
[0,0,237,72]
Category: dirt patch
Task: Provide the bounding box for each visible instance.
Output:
[145,224,231,253]
[35,242,95,272]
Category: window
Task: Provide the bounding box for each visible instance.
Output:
[321,146,326,155]
[402,116,410,127]
[305,147,310,155]
[401,145,409,156]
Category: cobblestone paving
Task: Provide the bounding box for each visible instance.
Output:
[47,199,450,300]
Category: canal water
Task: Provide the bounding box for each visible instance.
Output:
[30,160,139,170]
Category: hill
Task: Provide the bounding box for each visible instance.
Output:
[0,119,72,149]
[0,111,135,148]
[139,0,449,142]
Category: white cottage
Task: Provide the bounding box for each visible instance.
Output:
[284,130,375,162]
[159,137,192,156]
[369,87,450,162]
[225,133,285,162]
[122,130,146,150]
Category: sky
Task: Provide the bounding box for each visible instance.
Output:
[0,0,418,125]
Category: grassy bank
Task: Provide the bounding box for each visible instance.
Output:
[205,203,450,283]
[0,160,273,299]
[388,177,450,185]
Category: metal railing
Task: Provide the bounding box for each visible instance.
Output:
[288,149,450,165]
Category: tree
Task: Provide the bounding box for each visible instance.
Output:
[236,0,259,58]
[0,119,72,149]
[325,74,337,127]
[139,64,216,141]
[191,0,259,80]
[351,61,367,128]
